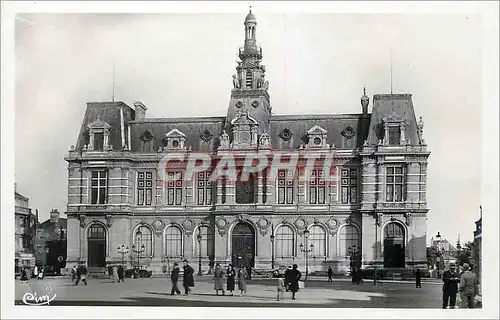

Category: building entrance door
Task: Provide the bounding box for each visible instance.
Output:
[383,222,405,268]
[87,224,106,268]
[231,222,255,268]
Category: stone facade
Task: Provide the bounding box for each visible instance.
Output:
[65,10,430,275]
[15,185,37,274]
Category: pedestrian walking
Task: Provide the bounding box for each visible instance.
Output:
[107,264,113,279]
[170,262,181,295]
[182,260,195,295]
[20,268,29,282]
[33,265,38,279]
[208,258,215,275]
[458,263,479,308]
[112,265,119,283]
[37,267,44,280]
[246,265,252,280]
[71,265,77,283]
[226,264,236,296]
[75,264,88,286]
[284,266,292,292]
[415,268,422,288]
[442,263,459,309]
[276,276,285,301]
[237,267,248,296]
[327,266,333,282]
[288,264,302,300]
[214,263,225,295]
[118,264,125,283]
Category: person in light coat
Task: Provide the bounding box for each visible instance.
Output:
[213,263,225,295]
[237,267,248,296]
[458,263,479,308]
[112,265,119,283]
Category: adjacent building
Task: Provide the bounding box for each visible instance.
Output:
[35,209,67,274]
[14,184,37,274]
[65,10,430,275]
[473,208,482,281]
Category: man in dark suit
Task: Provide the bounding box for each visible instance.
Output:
[442,263,459,308]
[182,260,195,295]
[288,264,302,300]
[170,262,181,295]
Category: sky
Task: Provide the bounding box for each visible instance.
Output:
[14,11,482,245]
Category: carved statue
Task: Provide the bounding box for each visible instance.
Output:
[220,130,230,148]
[259,131,271,148]
[263,80,269,90]
[418,116,425,144]
[232,74,240,89]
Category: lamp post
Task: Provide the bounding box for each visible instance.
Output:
[117,244,129,266]
[132,230,145,278]
[197,229,202,276]
[270,233,275,270]
[347,245,361,275]
[299,229,314,281]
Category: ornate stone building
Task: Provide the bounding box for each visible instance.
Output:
[65,10,430,275]
[15,184,37,274]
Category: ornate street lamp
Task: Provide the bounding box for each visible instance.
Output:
[197,229,202,276]
[270,232,275,270]
[132,230,145,278]
[117,244,129,266]
[300,229,314,281]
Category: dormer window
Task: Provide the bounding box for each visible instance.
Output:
[306,125,328,149]
[87,117,112,151]
[383,112,406,146]
[165,128,187,151]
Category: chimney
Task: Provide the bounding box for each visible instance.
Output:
[50,209,60,223]
[133,101,147,120]
[14,183,17,193]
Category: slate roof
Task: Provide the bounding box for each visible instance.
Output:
[367,94,422,146]
[75,94,422,153]
[75,102,135,150]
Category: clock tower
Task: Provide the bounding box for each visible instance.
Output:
[224,9,271,149]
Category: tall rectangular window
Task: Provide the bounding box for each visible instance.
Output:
[277,169,294,204]
[166,171,183,205]
[94,132,104,150]
[91,170,107,204]
[386,166,405,202]
[308,169,326,204]
[197,172,213,205]
[137,172,153,206]
[388,126,401,145]
[341,168,357,204]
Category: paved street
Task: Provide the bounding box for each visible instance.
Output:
[15,276,443,308]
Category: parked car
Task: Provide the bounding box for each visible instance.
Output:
[267,265,288,279]
[125,266,152,278]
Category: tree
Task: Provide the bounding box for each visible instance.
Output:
[427,246,439,268]
[457,241,473,266]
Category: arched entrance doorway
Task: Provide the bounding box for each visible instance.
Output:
[87,224,106,268]
[231,222,255,268]
[383,222,405,268]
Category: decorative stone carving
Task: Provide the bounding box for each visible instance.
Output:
[404,212,412,226]
[279,128,293,142]
[259,131,271,149]
[182,219,194,236]
[375,212,383,227]
[256,218,271,236]
[165,128,187,151]
[200,129,213,142]
[82,144,88,151]
[263,80,269,90]
[363,140,368,147]
[152,219,164,237]
[326,217,339,236]
[390,217,397,222]
[70,145,75,151]
[236,214,250,222]
[341,126,355,140]
[219,130,230,149]
[417,116,425,144]
[307,125,328,149]
[215,217,229,236]
[79,215,86,228]
[105,215,113,228]
[294,217,307,233]
[232,74,241,89]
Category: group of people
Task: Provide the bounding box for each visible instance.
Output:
[71,264,88,286]
[442,262,479,309]
[106,264,125,283]
[277,264,302,301]
[19,265,45,282]
[170,259,195,295]
[213,263,249,296]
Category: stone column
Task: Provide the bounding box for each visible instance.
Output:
[257,171,263,204]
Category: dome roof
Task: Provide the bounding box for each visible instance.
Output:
[245,11,257,23]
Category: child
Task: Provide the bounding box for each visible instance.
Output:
[277,276,285,301]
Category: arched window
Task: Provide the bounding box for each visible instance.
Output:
[384,222,405,238]
[338,225,361,257]
[194,226,215,258]
[134,226,153,258]
[309,225,327,257]
[275,225,295,258]
[165,226,183,257]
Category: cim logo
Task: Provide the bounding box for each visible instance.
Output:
[22,286,56,306]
